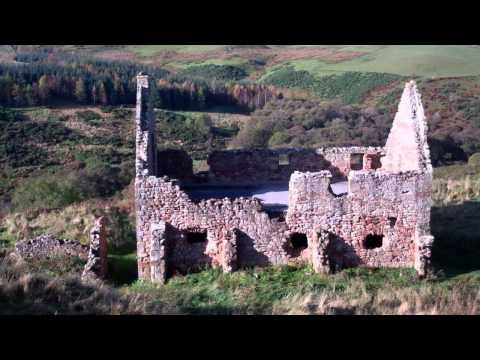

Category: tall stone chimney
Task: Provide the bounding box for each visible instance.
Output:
[135,72,157,177]
[135,73,158,280]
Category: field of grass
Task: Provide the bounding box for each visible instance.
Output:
[175,57,248,69]
[126,45,224,57]
[2,250,480,315]
[274,45,480,79]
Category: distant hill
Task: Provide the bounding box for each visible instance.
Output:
[11,45,478,79]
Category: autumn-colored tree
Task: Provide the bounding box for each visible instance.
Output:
[112,76,125,104]
[98,81,108,105]
[38,75,50,104]
[74,78,87,104]
[91,83,98,105]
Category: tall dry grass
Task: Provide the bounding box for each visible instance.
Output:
[0,252,174,315]
[273,280,480,315]
[433,176,480,205]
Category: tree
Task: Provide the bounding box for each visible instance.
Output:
[197,86,206,110]
[98,81,108,105]
[112,76,125,105]
[11,84,25,107]
[25,84,35,106]
[38,75,50,104]
[91,83,98,105]
[74,78,87,104]
[0,75,14,106]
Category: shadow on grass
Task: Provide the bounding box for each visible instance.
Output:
[431,200,480,278]
[107,242,137,286]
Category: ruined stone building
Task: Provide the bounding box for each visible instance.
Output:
[134,73,434,284]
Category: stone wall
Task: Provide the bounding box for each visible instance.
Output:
[135,72,157,177]
[15,234,89,261]
[316,147,384,177]
[207,148,331,184]
[134,75,435,283]
[135,175,292,280]
[287,169,432,269]
[207,147,383,184]
[382,80,432,173]
[82,217,108,280]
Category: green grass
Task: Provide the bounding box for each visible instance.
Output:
[127,45,224,57]
[125,265,423,314]
[108,252,137,286]
[0,227,15,249]
[179,64,248,81]
[3,248,480,314]
[176,57,248,69]
[262,68,402,104]
[279,45,480,78]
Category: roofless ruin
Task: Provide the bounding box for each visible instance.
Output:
[134,73,434,284]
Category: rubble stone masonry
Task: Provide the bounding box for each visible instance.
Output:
[135,75,434,283]
[82,217,108,280]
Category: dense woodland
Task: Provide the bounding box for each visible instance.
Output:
[0,48,281,112]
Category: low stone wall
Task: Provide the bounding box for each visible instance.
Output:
[15,234,89,261]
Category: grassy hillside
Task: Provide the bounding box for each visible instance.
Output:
[266,45,480,78]
[126,45,224,57]
[1,45,480,314]
[50,45,480,77]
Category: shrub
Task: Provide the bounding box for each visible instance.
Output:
[111,107,131,119]
[12,175,83,211]
[11,155,131,212]
[180,65,248,81]
[157,111,213,145]
[0,107,22,123]
[262,66,316,89]
[0,118,81,168]
[268,131,291,147]
[76,110,102,125]
[457,98,480,127]
[100,105,114,113]
[468,153,480,167]
[230,98,392,150]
